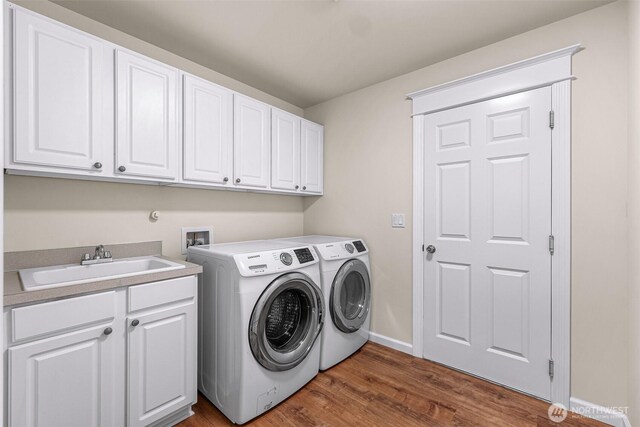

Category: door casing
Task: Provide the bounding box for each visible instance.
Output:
[409,45,581,407]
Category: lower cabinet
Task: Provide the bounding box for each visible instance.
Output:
[128,301,196,427]
[4,276,197,427]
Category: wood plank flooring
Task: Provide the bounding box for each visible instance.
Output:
[178,342,605,427]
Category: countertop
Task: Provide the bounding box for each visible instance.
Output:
[3,242,203,307]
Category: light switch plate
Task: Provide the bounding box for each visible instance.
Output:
[392,213,405,228]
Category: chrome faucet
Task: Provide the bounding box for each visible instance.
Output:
[81,245,113,265]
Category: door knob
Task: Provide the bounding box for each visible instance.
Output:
[426,245,436,254]
[118,166,126,172]
[93,162,102,169]
[131,319,140,327]
[103,327,113,335]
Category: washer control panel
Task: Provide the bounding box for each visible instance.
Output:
[314,239,369,261]
[233,246,318,276]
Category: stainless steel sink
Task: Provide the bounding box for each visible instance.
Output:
[19,256,185,291]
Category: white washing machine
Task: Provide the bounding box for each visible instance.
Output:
[276,236,371,371]
[187,240,324,424]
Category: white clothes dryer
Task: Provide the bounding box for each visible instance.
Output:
[188,240,324,424]
[276,236,371,371]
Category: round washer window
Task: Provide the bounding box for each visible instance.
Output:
[340,272,366,320]
[265,289,308,351]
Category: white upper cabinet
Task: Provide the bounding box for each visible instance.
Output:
[233,94,271,188]
[271,109,301,191]
[183,74,233,185]
[116,49,179,180]
[13,9,105,172]
[301,120,324,194]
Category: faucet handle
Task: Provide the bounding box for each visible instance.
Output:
[82,253,91,261]
[104,251,112,259]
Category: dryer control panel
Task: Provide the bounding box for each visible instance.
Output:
[234,246,319,277]
[314,239,369,261]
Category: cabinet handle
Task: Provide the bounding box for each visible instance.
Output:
[223,177,229,182]
[235,178,241,183]
[303,186,307,190]
[93,162,102,169]
[295,185,299,190]
[103,327,113,336]
[118,166,126,172]
[131,319,140,327]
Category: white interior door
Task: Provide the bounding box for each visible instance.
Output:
[423,87,552,399]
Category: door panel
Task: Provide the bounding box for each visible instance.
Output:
[271,109,300,191]
[233,94,270,188]
[300,120,323,194]
[8,324,117,427]
[423,87,552,399]
[116,50,178,180]
[13,9,104,171]
[128,302,196,427]
[183,74,233,184]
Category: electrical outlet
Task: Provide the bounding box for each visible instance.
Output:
[392,213,405,228]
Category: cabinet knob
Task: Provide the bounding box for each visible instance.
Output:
[302,186,307,190]
[103,327,113,336]
[223,177,229,182]
[131,319,140,327]
[93,162,102,169]
[118,166,126,172]
[295,185,299,190]
[235,178,241,183]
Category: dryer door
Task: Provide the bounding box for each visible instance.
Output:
[330,259,371,333]
[249,272,324,371]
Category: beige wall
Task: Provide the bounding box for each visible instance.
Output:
[303,1,629,408]
[628,1,640,425]
[3,1,305,256]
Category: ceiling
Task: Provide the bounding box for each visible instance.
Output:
[53,0,610,108]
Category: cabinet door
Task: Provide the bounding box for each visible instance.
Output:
[183,74,233,184]
[116,49,178,180]
[128,301,196,427]
[8,323,118,427]
[271,109,300,191]
[233,94,270,188]
[301,120,324,194]
[13,9,105,171]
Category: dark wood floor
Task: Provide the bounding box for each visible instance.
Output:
[178,342,604,426]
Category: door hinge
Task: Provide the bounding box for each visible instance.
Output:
[548,235,555,256]
[549,110,555,129]
[549,359,555,379]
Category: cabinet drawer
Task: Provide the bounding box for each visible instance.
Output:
[128,276,196,312]
[11,291,116,342]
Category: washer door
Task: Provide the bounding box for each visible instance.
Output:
[249,272,324,371]
[330,259,371,333]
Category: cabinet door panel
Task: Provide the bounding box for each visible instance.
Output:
[13,9,104,171]
[128,301,196,427]
[233,94,270,188]
[183,75,233,184]
[271,109,300,191]
[301,120,324,194]
[116,50,178,180]
[8,324,117,427]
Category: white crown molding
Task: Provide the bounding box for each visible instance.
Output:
[407,44,582,116]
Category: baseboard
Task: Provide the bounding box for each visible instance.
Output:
[368,331,413,355]
[570,397,632,427]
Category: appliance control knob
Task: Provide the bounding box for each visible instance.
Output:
[280,252,293,266]
[345,243,355,254]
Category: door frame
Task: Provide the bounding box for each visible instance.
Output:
[408,45,581,406]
